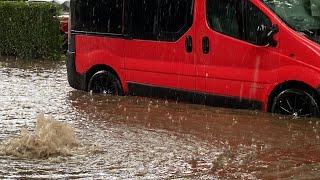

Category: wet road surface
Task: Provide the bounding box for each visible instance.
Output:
[0,57,320,179]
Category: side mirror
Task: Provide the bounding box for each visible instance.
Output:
[257,24,279,47]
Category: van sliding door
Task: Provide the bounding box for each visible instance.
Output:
[124,0,196,95]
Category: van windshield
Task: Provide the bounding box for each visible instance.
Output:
[262,0,320,44]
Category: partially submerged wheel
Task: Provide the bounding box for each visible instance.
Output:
[88,70,123,96]
[271,88,320,118]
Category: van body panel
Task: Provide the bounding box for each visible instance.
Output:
[278,28,320,73]
[75,35,125,74]
[124,28,196,91]
[74,34,128,92]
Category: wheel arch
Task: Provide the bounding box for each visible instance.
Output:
[85,64,124,92]
[267,80,320,112]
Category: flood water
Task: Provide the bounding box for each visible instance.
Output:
[0,56,320,179]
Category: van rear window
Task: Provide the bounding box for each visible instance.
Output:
[72,0,123,34]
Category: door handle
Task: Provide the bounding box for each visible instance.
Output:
[185,36,192,53]
[202,36,209,54]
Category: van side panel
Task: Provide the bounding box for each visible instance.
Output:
[75,35,124,73]
[75,34,126,90]
[196,0,279,106]
[125,33,196,91]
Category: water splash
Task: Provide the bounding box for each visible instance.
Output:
[0,113,79,159]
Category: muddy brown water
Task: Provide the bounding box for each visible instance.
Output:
[0,56,320,179]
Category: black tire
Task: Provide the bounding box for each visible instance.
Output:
[271,88,320,118]
[88,70,123,96]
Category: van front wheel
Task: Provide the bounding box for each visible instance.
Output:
[88,70,123,96]
[271,89,320,118]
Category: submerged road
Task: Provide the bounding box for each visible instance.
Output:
[0,57,320,179]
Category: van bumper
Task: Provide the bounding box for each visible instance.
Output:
[66,51,87,91]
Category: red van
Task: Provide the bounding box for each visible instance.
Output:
[67,0,320,118]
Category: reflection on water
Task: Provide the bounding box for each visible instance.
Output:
[0,57,320,179]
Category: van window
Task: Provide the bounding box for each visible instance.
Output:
[244,1,272,44]
[158,0,193,41]
[73,0,123,34]
[127,0,193,41]
[159,0,188,33]
[206,0,271,45]
[127,0,158,40]
[206,0,242,39]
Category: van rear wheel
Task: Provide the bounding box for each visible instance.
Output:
[271,88,320,118]
[88,70,123,96]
